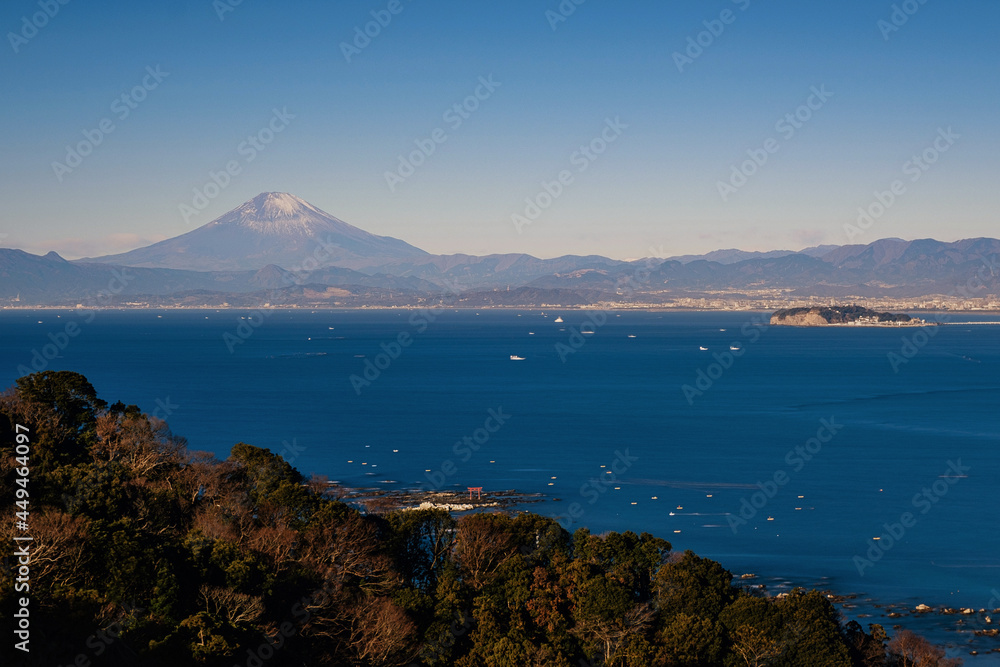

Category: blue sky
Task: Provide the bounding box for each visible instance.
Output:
[1,0,997,260]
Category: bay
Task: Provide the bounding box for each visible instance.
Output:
[3,309,999,659]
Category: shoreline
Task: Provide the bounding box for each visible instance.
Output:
[342,484,1000,660]
[749,574,1000,661]
[4,305,1000,315]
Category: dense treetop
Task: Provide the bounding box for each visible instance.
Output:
[0,372,959,666]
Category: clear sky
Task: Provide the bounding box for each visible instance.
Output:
[1,0,997,260]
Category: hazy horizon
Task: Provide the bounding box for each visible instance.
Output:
[10,188,996,264]
[3,1,997,262]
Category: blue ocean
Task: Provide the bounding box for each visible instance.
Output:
[2,309,999,659]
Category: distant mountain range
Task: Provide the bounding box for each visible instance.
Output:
[3,193,999,307]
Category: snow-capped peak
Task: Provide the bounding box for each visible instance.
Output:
[209,192,349,235]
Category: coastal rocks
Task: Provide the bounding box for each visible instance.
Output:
[769,309,832,326]
[405,501,479,512]
[915,604,933,612]
[350,487,544,514]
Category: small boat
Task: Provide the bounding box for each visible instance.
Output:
[627,334,637,338]
[510,355,526,361]
[730,344,741,351]
[699,346,708,351]
[554,316,564,323]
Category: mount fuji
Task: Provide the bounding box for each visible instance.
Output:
[86,192,428,272]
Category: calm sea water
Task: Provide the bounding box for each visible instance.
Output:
[2,309,999,658]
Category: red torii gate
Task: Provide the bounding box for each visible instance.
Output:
[468,487,483,500]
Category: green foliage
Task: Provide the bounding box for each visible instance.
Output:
[0,372,951,666]
[7,370,107,472]
[228,442,315,527]
[385,508,457,592]
[657,550,739,619]
[657,613,724,666]
[774,590,851,666]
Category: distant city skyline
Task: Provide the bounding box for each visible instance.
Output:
[2,0,998,260]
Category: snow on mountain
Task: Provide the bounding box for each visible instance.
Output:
[210,193,355,235]
[85,192,428,272]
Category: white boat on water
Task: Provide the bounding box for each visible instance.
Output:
[510,355,526,361]
[554,316,564,323]
[730,344,741,351]
[699,346,708,351]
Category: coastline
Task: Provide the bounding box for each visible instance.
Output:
[4,305,1000,315]
[342,484,1000,661]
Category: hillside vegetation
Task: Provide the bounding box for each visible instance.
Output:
[0,372,958,666]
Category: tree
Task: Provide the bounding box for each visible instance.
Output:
[656,613,723,666]
[228,442,316,528]
[455,513,518,590]
[730,625,781,667]
[656,550,738,619]
[573,529,670,601]
[888,629,963,667]
[844,620,887,667]
[3,371,107,472]
[386,508,457,593]
[774,589,851,666]
[572,574,655,665]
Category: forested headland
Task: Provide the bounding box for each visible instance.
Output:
[0,372,959,666]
